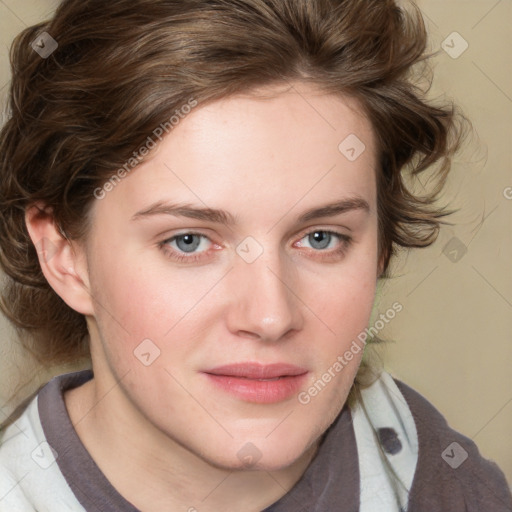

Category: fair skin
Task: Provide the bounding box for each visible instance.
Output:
[26,82,383,512]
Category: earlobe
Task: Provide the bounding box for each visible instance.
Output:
[25,203,95,316]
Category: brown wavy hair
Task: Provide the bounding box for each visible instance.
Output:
[0,0,469,412]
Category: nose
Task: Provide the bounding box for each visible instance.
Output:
[225,248,304,342]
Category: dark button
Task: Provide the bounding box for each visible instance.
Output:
[377,427,402,455]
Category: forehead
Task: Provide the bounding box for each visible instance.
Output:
[173,84,376,167]
[92,83,378,224]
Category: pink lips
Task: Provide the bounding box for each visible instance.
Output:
[203,363,308,403]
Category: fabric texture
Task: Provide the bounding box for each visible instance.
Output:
[0,369,511,511]
[351,372,419,511]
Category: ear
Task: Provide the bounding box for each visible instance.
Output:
[25,202,95,316]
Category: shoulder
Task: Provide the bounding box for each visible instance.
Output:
[0,380,86,511]
[393,377,512,511]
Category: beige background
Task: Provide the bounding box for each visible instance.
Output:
[1,0,511,486]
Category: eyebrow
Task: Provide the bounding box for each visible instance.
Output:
[131,197,370,225]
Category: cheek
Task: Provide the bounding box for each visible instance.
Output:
[89,244,183,333]
[299,267,376,421]
[86,250,167,364]
[299,254,377,403]
[87,248,219,377]
[311,258,378,339]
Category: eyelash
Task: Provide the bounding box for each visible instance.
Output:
[158,229,353,264]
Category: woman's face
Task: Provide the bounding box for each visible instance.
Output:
[82,83,381,470]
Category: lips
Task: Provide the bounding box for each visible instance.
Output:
[205,362,308,379]
[203,362,308,403]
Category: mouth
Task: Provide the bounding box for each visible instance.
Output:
[202,362,308,403]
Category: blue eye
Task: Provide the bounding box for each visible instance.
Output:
[159,232,212,263]
[159,229,352,264]
[295,230,352,261]
[173,233,203,253]
[305,231,335,250]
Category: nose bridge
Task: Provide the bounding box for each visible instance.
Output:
[228,242,301,340]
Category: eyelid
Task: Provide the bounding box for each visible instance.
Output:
[295,225,351,240]
[163,231,218,250]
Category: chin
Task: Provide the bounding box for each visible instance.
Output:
[200,433,318,473]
